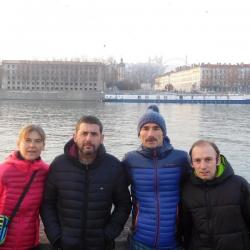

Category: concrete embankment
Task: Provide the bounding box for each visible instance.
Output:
[0,90,104,101]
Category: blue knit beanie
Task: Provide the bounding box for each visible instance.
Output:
[137,105,167,136]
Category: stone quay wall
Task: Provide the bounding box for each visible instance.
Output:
[0,90,104,101]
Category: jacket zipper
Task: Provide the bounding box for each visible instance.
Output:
[83,164,89,247]
[205,185,213,247]
[153,150,160,248]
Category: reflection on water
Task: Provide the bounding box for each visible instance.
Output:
[0,100,249,181]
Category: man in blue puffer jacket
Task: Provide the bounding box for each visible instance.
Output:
[123,105,191,250]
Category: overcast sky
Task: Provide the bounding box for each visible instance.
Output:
[0,0,249,65]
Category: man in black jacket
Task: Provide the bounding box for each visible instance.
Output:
[41,115,131,250]
[181,140,250,250]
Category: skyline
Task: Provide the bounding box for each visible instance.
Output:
[0,0,249,65]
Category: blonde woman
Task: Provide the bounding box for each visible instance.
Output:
[0,124,49,250]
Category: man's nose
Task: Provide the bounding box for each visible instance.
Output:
[86,133,92,140]
[200,160,207,169]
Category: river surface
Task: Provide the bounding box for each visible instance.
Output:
[0,100,249,181]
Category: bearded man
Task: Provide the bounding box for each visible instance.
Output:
[41,115,131,250]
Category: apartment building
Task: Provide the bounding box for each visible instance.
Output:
[1,60,106,92]
[155,63,250,93]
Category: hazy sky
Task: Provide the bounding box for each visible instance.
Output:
[0,0,249,65]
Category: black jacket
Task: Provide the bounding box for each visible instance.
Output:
[41,139,131,250]
[181,155,250,250]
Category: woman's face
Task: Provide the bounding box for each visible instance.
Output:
[18,130,45,161]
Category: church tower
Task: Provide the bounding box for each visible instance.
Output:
[117,58,125,81]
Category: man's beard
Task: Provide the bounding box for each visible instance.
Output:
[80,144,98,156]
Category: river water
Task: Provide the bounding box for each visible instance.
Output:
[0,100,249,181]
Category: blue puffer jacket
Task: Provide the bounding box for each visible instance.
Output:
[123,137,191,249]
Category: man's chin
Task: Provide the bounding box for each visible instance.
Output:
[83,150,95,155]
[145,143,157,148]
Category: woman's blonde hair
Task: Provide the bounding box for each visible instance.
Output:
[17,124,46,145]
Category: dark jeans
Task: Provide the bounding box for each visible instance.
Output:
[36,241,115,250]
[30,244,54,250]
[127,235,183,250]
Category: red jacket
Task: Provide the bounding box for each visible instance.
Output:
[0,151,49,250]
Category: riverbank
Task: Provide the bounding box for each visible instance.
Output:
[0,89,103,101]
[1,89,250,104]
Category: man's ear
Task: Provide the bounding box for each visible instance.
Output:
[73,133,76,142]
[216,155,221,166]
[190,159,194,168]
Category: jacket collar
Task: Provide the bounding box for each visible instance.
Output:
[64,138,106,167]
[4,151,46,171]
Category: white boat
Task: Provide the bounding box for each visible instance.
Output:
[104,93,250,104]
